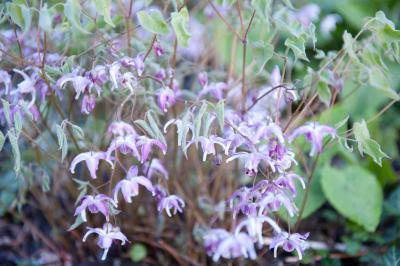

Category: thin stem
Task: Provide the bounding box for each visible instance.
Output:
[206,0,241,39]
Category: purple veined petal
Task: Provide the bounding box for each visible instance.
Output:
[70,152,91,174]
[127,165,139,177]
[85,156,100,179]
[133,55,145,76]
[132,176,155,195]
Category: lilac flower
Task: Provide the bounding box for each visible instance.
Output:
[133,55,145,76]
[198,71,208,87]
[288,122,336,156]
[113,166,155,204]
[157,87,176,112]
[254,122,285,143]
[321,14,342,36]
[106,134,141,161]
[142,159,169,180]
[227,152,273,177]
[136,136,167,163]
[295,4,320,27]
[153,41,164,57]
[235,214,281,245]
[12,69,36,107]
[274,173,306,196]
[258,191,297,217]
[0,70,11,95]
[107,121,137,138]
[70,151,113,179]
[203,229,231,255]
[157,195,185,217]
[57,72,91,99]
[198,82,228,100]
[270,231,309,260]
[210,231,256,261]
[74,194,117,222]
[228,186,261,218]
[188,135,229,162]
[154,68,167,80]
[81,94,96,114]
[153,184,168,201]
[83,223,129,260]
[109,61,121,90]
[119,72,137,92]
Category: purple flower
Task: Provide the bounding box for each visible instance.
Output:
[157,195,185,217]
[83,223,129,260]
[198,71,208,87]
[274,173,306,196]
[254,122,285,143]
[57,72,91,99]
[142,159,169,180]
[235,215,281,245]
[106,134,141,161]
[209,231,256,262]
[154,68,167,80]
[113,166,155,204]
[153,41,164,57]
[188,135,229,162]
[288,122,336,156]
[227,152,273,177]
[295,4,320,27]
[258,191,297,217]
[0,70,12,95]
[12,69,36,107]
[270,231,309,260]
[203,228,230,255]
[136,136,167,163]
[133,55,145,76]
[228,186,261,218]
[198,82,228,100]
[107,121,137,137]
[74,194,117,222]
[70,151,113,179]
[157,87,176,112]
[109,61,121,90]
[81,94,96,114]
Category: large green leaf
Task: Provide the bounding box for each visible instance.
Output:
[93,0,115,27]
[171,7,191,47]
[137,9,169,35]
[6,2,32,36]
[64,0,89,34]
[321,165,383,232]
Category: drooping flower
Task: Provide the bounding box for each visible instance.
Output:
[74,194,117,222]
[113,166,155,204]
[154,68,167,81]
[203,229,231,255]
[12,69,36,107]
[106,134,141,161]
[198,82,228,100]
[209,231,257,262]
[136,136,167,163]
[274,173,306,196]
[288,122,336,156]
[188,135,230,162]
[254,122,285,143]
[153,41,164,57]
[157,87,176,112]
[133,55,145,76]
[81,94,96,114]
[198,71,208,87]
[157,195,185,217]
[70,151,113,179]
[269,231,309,260]
[83,223,129,260]
[258,190,297,217]
[107,121,137,138]
[228,186,261,219]
[109,61,121,90]
[0,70,12,95]
[57,72,91,99]
[235,214,282,245]
[227,151,273,177]
[142,159,169,180]
[320,14,342,36]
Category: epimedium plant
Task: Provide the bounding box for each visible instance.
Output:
[0,0,399,264]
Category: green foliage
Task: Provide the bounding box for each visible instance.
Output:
[6,2,32,36]
[137,10,169,35]
[38,4,53,32]
[64,0,89,34]
[171,7,191,47]
[353,120,389,166]
[321,165,383,232]
[93,0,115,27]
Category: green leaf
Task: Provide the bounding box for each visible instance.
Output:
[129,244,147,262]
[384,187,400,216]
[55,124,68,162]
[368,67,399,100]
[93,0,115,27]
[39,4,52,32]
[2,99,12,127]
[343,31,361,65]
[316,80,331,106]
[8,129,21,175]
[215,100,224,131]
[0,131,5,151]
[147,111,166,143]
[285,35,308,62]
[6,2,32,36]
[382,247,400,266]
[137,9,169,34]
[64,0,89,34]
[321,165,383,232]
[171,7,191,47]
[68,214,84,231]
[194,101,208,141]
[353,120,389,166]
